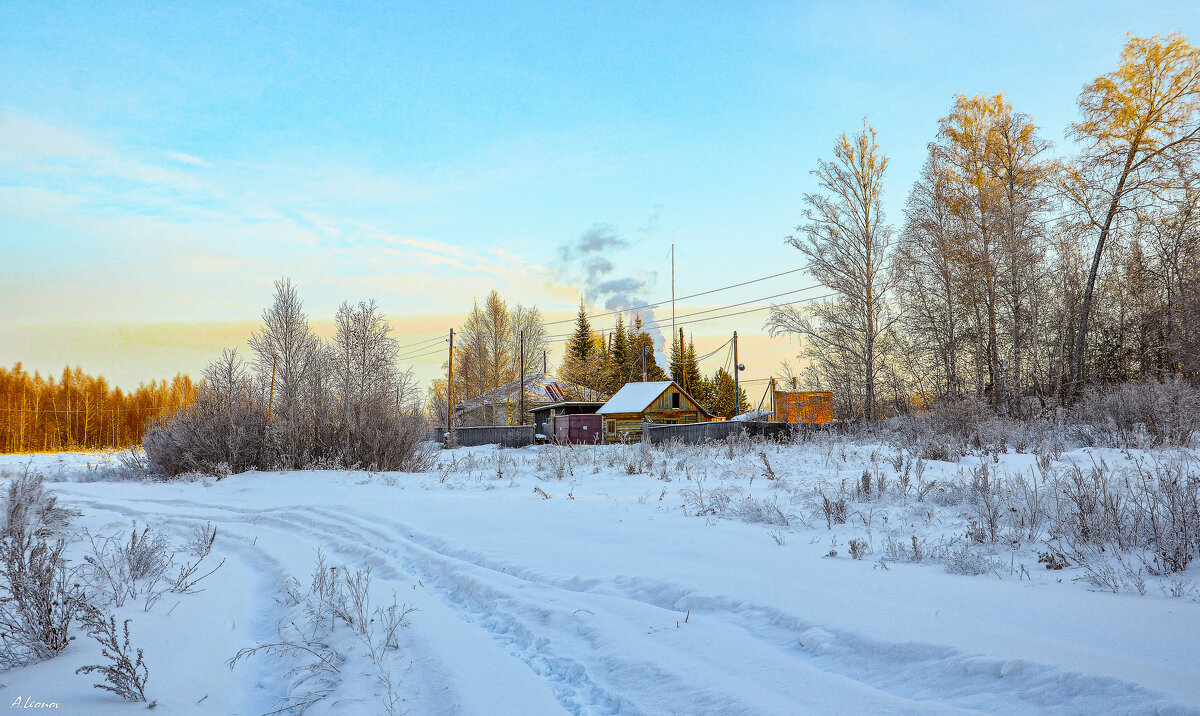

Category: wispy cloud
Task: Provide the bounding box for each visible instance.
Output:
[165,150,211,168]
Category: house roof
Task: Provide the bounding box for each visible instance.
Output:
[528,401,605,414]
[453,373,594,413]
[597,381,676,415]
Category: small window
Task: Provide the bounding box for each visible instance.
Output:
[671,392,681,409]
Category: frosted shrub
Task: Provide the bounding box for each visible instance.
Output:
[932,541,996,576]
[143,350,269,477]
[230,550,414,715]
[75,612,150,703]
[82,524,173,609]
[729,495,790,526]
[1071,377,1200,447]
[680,473,735,516]
[0,468,88,669]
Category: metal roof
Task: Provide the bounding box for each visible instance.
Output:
[528,401,606,413]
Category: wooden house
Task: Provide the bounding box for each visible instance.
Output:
[597,380,714,442]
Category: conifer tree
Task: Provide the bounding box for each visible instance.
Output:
[684,339,704,396]
[709,368,750,418]
[559,301,612,396]
[626,315,667,381]
[566,298,594,364]
[611,314,632,384]
[669,337,686,387]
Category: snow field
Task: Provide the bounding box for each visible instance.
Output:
[1,438,1198,715]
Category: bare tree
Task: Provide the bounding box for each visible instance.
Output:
[894,153,964,400]
[768,122,896,419]
[1060,33,1200,393]
[248,278,321,464]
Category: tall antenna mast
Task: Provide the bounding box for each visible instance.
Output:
[670,232,676,351]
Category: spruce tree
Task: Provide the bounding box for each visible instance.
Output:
[709,368,750,418]
[626,314,667,381]
[669,335,686,387]
[612,314,632,385]
[684,339,704,396]
[566,299,594,363]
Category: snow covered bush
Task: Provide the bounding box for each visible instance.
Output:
[143,348,270,477]
[145,286,436,477]
[81,523,173,609]
[75,612,150,703]
[729,495,790,526]
[230,549,414,715]
[0,467,88,669]
[1070,377,1200,448]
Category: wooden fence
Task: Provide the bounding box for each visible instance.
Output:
[449,425,536,448]
[644,421,802,445]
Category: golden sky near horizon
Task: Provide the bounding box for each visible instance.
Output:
[0,312,806,396]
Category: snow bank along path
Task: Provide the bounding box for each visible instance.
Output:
[3,446,1199,715]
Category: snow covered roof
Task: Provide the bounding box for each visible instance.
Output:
[597,381,675,415]
[730,409,771,422]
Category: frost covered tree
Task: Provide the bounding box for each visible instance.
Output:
[452,291,549,403]
[1060,33,1200,393]
[768,122,896,419]
[143,348,268,476]
[146,282,431,476]
[247,278,322,462]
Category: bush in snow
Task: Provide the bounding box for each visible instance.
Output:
[0,467,88,669]
[230,549,415,715]
[75,611,150,703]
[143,348,270,477]
[1069,377,1200,448]
[145,283,436,477]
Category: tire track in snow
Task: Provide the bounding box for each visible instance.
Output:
[314,503,1197,716]
[63,496,317,715]
[59,496,615,714]
[62,494,1199,716]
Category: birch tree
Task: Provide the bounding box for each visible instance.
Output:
[1061,33,1200,392]
[768,122,895,419]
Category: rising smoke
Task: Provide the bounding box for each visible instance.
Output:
[558,223,666,355]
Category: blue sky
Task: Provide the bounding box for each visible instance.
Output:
[2,1,1199,389]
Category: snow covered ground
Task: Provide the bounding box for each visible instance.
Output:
[1,439,1199,715]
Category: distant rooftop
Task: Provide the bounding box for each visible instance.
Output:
[597,381,675,415]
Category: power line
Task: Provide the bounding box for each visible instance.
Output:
[693,337,734,363]
[396,339,448,359]
[395,335,447,352]
[546,291,836,344]
[401,346,448,362]
[637,291,836,334]
[545,284,825,341]
[542,266,810,327]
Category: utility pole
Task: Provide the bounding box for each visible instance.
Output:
[769,377,777,420]
[679,326,686,393]
[642,345,649,382]
[670,235,675,344]
[519,329,525,424]
[268,354,277,424]
[733,331,743,416]
[543,349,547,375]
[447,328,455,446]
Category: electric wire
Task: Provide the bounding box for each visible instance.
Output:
[395,335,446,351]
[544,283,825,341]
[541,266,810,327]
